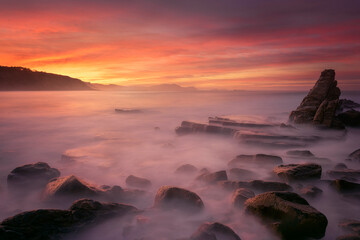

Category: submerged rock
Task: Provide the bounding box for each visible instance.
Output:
[289,69,342,128]
[228,168,255,180]
[0,199,138,240]
[286,150,314,157]
[125,175,152,189]
[154,186,204,213]
[196,170,228,184]
[339,99,360,111]
[327,169,360,180]
[228,154,282,167]
[348,148,360,162]
[231,188,255,208]
[331,179,360,193]
[245,191,328,239]
[175,164,198,174]
[191,222,241,240]
[218,180,292,192]
[7,162,60,190]
[300,185,323,198]
[274,163,322,181]
[338,110,360,127]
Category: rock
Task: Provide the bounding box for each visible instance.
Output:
[175,164,198,174]
[348,149,360,162]
[228,168,255,180]
[43,175,144,204]
[289,69,342,128]
[327,169,360,180]
[274,163,322,181]
[231,188,255,208]
[245,191,328,239]
[191,222,241,240]
[338,110,360,127]
[339,99,360,111]
[286,150,314,157]
[300,185,323,198]
[7,162,60,190]
[228,154,282,167]
[331,179,360,193]
[335,163,348,170]
[0,199,137,240]
[196,170,228,184]
[154,186,204,213]
[125,175,152,189]
[339,219,360,235]
[218,180,292,192]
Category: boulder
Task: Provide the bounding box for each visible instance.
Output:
[245,191,328,239]
[327,169,360,180]
[286,150,314,157]
[228,154,282,167]
[338,99,360,111]
[337,219,360,240]
[338,110,360,127]
[231,188,255,208]
[191,222,241,240]
[228,168,255,180]
[289,69,342,128]
[125,175,152,189]
[7,162,60,190]
[0,199,137,240]
[300,185,323,198]
[331,179,360,193]
[274,163,322,181]
[154,186,204,213]
[175,164,198,174]
[196,170,228,184]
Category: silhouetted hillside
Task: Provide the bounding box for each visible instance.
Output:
[0,66,94,91]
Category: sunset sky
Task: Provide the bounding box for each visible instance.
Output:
[1,0,360,90]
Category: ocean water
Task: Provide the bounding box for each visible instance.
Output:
[0,90,359,240]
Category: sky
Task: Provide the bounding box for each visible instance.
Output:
[0,0,360,90]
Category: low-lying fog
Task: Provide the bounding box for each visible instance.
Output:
[0,90,359,240]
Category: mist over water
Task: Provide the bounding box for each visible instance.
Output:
[0,90,359,240]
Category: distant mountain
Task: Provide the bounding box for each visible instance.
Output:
[0,66,94,91]
[89,83,198,92]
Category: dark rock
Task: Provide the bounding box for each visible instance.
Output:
[245,191,328,239]
[175,164,198,174]
[327,169,360,180]
[274,163,322,181]
[336,234,360,240]
[154,186,204,213]
[125,175,152,189]
[196,170,228,184]
[228,168,255,180]
[218,180,292,192]
[300,185,323,198]
[231,188,255,208]
[338,110,360,127]
[331,179,360,193]
[286,150,314,157]
[7,162,60,190]
[228,154,282,167]
[0,199,137,240]
[191,222,241,240]
[339,219,360,235]
[289,69,342,128]
[335,163,348,170]
[348,149,360,162]
[339,99,360,111]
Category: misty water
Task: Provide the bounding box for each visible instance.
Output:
[0,90,360,240]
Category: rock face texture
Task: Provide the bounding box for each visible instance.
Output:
[191,222,241,240]
[231,188,255,208]
[7,162,60,190]
[274,163,322,181]
[289,69,342,128]
[244,191,328,239]
[154,186,204,213]
[0,199,138,240]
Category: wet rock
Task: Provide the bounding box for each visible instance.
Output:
[196,170,228,184]
[274,163,322,181]
[289,69,342,128]
[228,154,282,167]
[154,186,204,213]
[231,188,255,208]
[245,191,328,239]
[191,222,241,240]
[175,164,198,174]
[125,175,152,189]
[228,168,255,180]
[338,110,360,127]
[348,149,360,162]
[7,162,60,190]
[300,185,323,198]
[286,150,314,157]
[327,169,360,180]
[331,179,360,193]
[0,199,138,240]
